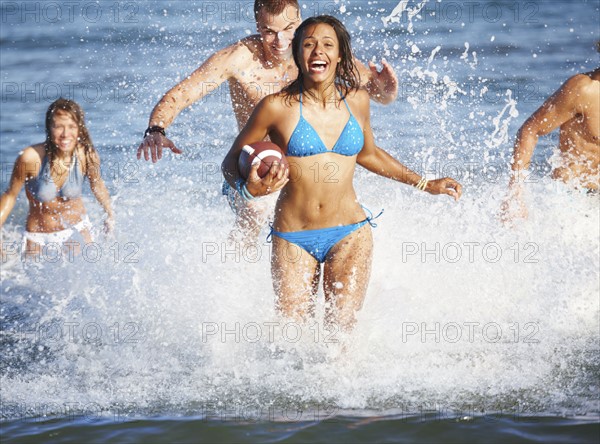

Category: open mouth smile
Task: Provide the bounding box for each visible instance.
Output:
[309,60,328,73]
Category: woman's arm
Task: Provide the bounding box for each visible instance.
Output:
[221,96,289,197]
[355,92,462,200]
[0,148,38,227]
[86,150,114,232]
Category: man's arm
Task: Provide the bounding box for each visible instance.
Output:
[510,75,582,176]
[501,75,582,223]
[354,58,398,104]
[137,41,247,163]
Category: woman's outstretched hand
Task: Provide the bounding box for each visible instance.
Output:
[426,178,462,201]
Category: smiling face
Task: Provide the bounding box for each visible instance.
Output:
[298,23,341,83]
[289,16,360,98]
[256,4,301,62]
[50,111,79,154]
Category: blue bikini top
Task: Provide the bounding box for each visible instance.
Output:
[26,153,84,203]
[287,88,364,157]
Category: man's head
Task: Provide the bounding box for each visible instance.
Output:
[254,0,301,61]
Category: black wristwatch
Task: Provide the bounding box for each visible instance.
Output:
[144,126,166,138]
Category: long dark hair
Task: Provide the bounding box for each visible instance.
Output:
[284,15,361,103]
[45,98,96,172]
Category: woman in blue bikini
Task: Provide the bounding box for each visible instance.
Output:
[223,16,462,331]
[0,98,113,260]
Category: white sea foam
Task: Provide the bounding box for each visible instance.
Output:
[0,0,598,419]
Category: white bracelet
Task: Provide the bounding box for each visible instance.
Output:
[415,177,428,191]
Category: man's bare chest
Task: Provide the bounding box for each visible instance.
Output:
[229,67,297,101]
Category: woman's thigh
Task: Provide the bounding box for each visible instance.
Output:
[271,235,320,322]
[323,223,373,331]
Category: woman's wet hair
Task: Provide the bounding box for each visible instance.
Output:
[45,98,97,173]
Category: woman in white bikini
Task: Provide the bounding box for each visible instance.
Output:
[0,98,113,260]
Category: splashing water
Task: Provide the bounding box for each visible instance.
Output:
[0,0,598,427]
[382,0,428,33]
[485,90,519,152]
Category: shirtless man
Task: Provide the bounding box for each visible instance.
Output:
[502,59,600,222]
[136,0,398,242]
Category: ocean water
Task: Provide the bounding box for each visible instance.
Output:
[1,1,599,442]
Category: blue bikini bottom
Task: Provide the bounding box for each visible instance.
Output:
[269,208,383,263]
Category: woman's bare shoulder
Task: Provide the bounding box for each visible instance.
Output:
[344,88,370,121]
[257,91,295,114]
[346,88,370,104]
[18,144,45,163]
